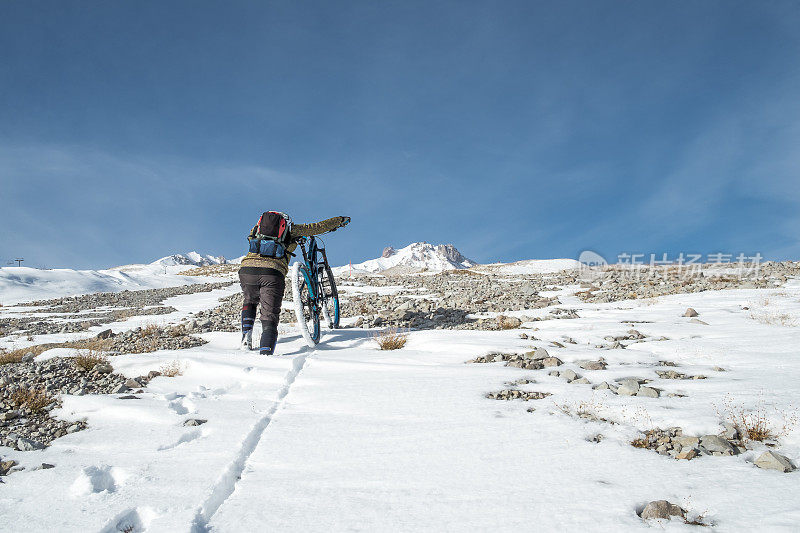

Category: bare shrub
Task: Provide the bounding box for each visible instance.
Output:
[617,404,654,430]
[10,387,55,413]
[715,394,798,443]
[556,397,611,422]
[373,328,409,350]
[159,360,184,377]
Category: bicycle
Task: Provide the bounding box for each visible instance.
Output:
[290,235,341,347]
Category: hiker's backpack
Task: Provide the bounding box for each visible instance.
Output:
[248,211,293,259]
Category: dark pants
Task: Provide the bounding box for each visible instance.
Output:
[239,267,285,355]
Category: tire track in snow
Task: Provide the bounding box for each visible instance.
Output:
[189,352,311,533]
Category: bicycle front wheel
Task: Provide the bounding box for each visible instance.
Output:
[290,262,320,347]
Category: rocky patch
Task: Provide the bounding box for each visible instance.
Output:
[2,282,233,338]
[655,369,706,380]
[0,357,157,450]
[486,390,551,401]
[17,282,232,313]
[468,349,563,370]
[105,326,206,354]
[577,262,798,303]
[631,425,747,459]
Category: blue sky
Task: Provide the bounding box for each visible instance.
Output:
[2,0,799,269]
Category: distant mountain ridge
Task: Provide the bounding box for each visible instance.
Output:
[334,242,584,276]
[152,252,227,267]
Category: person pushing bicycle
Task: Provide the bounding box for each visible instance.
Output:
[239,212,350,354]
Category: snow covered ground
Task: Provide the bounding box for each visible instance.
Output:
[2,275,800,531]
[474,258,582,275]
[0,254,226,305]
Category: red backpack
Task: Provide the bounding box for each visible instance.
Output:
[248,212,293,259]
[255,211,292,244]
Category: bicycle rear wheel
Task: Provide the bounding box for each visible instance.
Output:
[290,262,320,347]
[318,260,340,329]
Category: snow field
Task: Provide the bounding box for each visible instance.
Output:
[0,263,224,306]
[1,278,800,531]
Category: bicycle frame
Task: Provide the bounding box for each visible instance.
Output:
[291,233,341,346]
[295,236,327,304]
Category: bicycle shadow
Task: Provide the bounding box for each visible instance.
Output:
[317,328,375,350]
[277,328,374,357]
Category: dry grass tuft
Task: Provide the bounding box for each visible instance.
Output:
[0,350,23,365]
[66,338,112,371]
[496,315,522,330]
[74,351,108,371]
[750,311,798,327]
[10,386,55,413]
[373,328,409,350]
[168,324,187,338]
[0,338,111,367]
[139,324,161,338]
[63,337,111,352]
[64,338,111,372]
[159,360,184,377]
[0,344,52,365]
[715,394,798,443]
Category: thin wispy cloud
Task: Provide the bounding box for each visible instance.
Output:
[0,144,308,267]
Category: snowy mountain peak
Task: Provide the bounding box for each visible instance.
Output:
[341,242,476,274]
[153,252,227,267]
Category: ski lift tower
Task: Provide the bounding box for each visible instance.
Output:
[14,258,24,267]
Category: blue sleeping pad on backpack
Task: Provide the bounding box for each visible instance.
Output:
[249,239,286,258]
